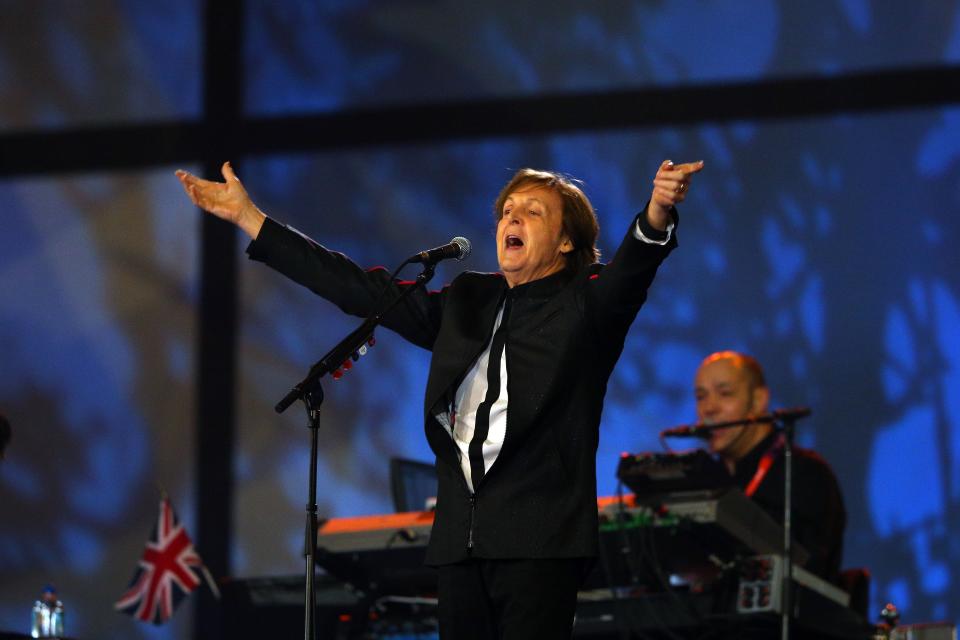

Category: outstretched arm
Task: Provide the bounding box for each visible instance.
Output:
[175,162,266,239]
[588,158,705,332]
[176,161,445,349]
[247,218,447,350]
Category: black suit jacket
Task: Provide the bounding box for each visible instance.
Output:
[247,209,677,565]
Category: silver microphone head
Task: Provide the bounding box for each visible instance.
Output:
[452,236,472,261]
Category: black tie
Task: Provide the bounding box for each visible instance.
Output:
[468,294,512,491]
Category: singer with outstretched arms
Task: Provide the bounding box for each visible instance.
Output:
[176,160,703,640]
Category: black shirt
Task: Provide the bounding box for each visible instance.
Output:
[731,431,846,582]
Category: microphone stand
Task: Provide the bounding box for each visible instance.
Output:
[659,407,810,640]
[274,261,437,640]
[657,408,809,441]
[777,411,798,640]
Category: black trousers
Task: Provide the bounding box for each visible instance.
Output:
[437,557,587,640]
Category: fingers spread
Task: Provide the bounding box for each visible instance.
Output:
[184,185,201,207]
[176,170,215,192]
[175,171,199,202]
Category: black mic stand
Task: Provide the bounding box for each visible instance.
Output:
[659,407,810,640]
[776,410,799,640]
[274,262,437,640]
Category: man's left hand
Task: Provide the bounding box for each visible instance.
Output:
[648,159,705,230]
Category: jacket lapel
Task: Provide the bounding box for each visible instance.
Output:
[423,273,506,429]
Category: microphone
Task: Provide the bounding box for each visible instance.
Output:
[659,422,714,439]
[409,237,472,264]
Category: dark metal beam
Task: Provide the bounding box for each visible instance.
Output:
[241,65,960,153]
[1,65,958,178]
[193,1,243,639]
[0,121,205,177]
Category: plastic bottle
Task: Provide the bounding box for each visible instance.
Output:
[30,584,64,638]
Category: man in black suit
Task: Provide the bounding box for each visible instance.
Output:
[177,159,703,639]
[694,351,846,582]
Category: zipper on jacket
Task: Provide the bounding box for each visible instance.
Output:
[467,492,477,551]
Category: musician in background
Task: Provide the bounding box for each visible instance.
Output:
[694,351,846,582]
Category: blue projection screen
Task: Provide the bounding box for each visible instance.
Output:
[2,1,960,637]
[244,1,960,115]
[0,168,200,639]
[0,1,201,132]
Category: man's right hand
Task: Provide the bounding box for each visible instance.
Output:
[176,161,266,239]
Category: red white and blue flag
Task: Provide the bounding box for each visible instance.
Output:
[115,497,213,624]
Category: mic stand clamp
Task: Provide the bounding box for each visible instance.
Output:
[275,261,437,640]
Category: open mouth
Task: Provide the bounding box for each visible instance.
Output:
[505,235,524,249]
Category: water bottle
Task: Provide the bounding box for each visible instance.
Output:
[30,584,64,638]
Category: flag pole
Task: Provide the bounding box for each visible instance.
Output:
[199,565,221,600]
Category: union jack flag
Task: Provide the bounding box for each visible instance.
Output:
[115,497,205,624]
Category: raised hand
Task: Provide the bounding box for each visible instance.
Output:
[648,159,705,230]
[175,161,266,239]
